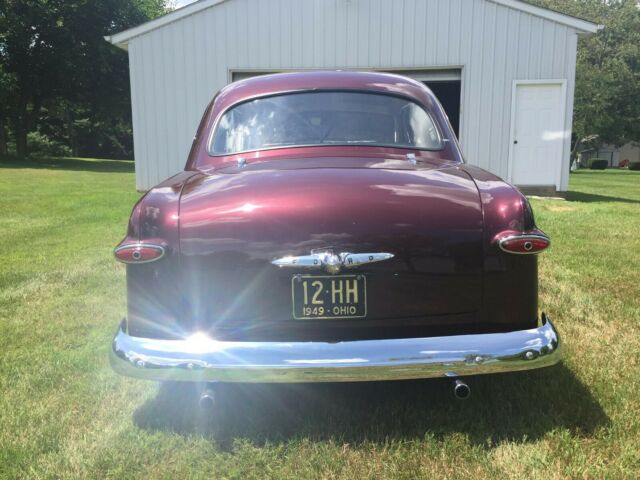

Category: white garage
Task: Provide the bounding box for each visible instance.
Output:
[107,0,598,192]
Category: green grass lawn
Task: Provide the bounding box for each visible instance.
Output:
[1,160,639,479]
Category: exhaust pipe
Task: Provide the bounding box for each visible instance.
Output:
[453,379,471,400]
[199,388,216,410]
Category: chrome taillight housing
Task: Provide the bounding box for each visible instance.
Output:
[497,231,550,255]
[114,243,165,264]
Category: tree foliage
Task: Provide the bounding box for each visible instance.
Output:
[529,0,640,158]
[0,0,167,159]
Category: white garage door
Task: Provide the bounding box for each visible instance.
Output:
[509,82,566,188]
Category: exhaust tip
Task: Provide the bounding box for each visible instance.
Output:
[453,379,471,400]
[199,389,216,410]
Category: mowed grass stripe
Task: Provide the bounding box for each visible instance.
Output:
[1,160,638,479]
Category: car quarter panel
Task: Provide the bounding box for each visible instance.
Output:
[121,171,203,338]
[462,165,538,329]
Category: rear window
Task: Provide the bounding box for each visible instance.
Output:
[210,91,443,155]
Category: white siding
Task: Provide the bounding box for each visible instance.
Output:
[126,0,581,191]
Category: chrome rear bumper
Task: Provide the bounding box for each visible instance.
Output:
[110,315,561,383]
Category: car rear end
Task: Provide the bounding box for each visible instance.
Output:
[111,158,559,384]
[110,71,560,389]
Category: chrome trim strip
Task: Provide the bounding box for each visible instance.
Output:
[113,243,166,264]
[271,254,322,268]
[342,252,395,267]
[498,234,551,255]
[110,314,561,383]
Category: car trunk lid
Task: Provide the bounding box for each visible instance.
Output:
[178,157,483,339]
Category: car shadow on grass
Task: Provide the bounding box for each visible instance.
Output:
[133,363,608,449]
[564,191,640,204]
[0,157,134,173]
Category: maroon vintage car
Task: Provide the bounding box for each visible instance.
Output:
[111,71,560,403]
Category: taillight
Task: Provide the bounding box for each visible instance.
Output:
[498,232,550,254]
[114,243,165,263]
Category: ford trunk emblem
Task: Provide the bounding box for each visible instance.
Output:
[271,249,394,274]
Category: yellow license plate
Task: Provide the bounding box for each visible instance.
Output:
[291,274,366,319]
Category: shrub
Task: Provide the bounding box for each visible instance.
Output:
[589,159,609,170]
[629,161,640,171]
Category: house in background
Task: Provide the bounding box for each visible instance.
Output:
[579,142,640,168]
[106,0,599,192]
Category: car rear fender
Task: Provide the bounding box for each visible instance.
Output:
[116,171,203,338]
[462,165,539,329]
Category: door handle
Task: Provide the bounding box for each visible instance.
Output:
[514,140,518,144]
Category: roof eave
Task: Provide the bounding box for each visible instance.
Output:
[106,0,601,51]
[489,0,600,33]
[106,0,226,49]
[104,35,127,50]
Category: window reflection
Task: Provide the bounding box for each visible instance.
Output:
[211,91,443,154]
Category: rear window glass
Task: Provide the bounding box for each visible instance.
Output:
[210,91,443,155]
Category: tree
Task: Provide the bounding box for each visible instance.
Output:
[0,65,16,155]
[529,0,640,165]
[0,0,167,158]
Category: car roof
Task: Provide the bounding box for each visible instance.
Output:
[213,71,437,111]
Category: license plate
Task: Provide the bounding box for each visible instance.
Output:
[291,274,366,320]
